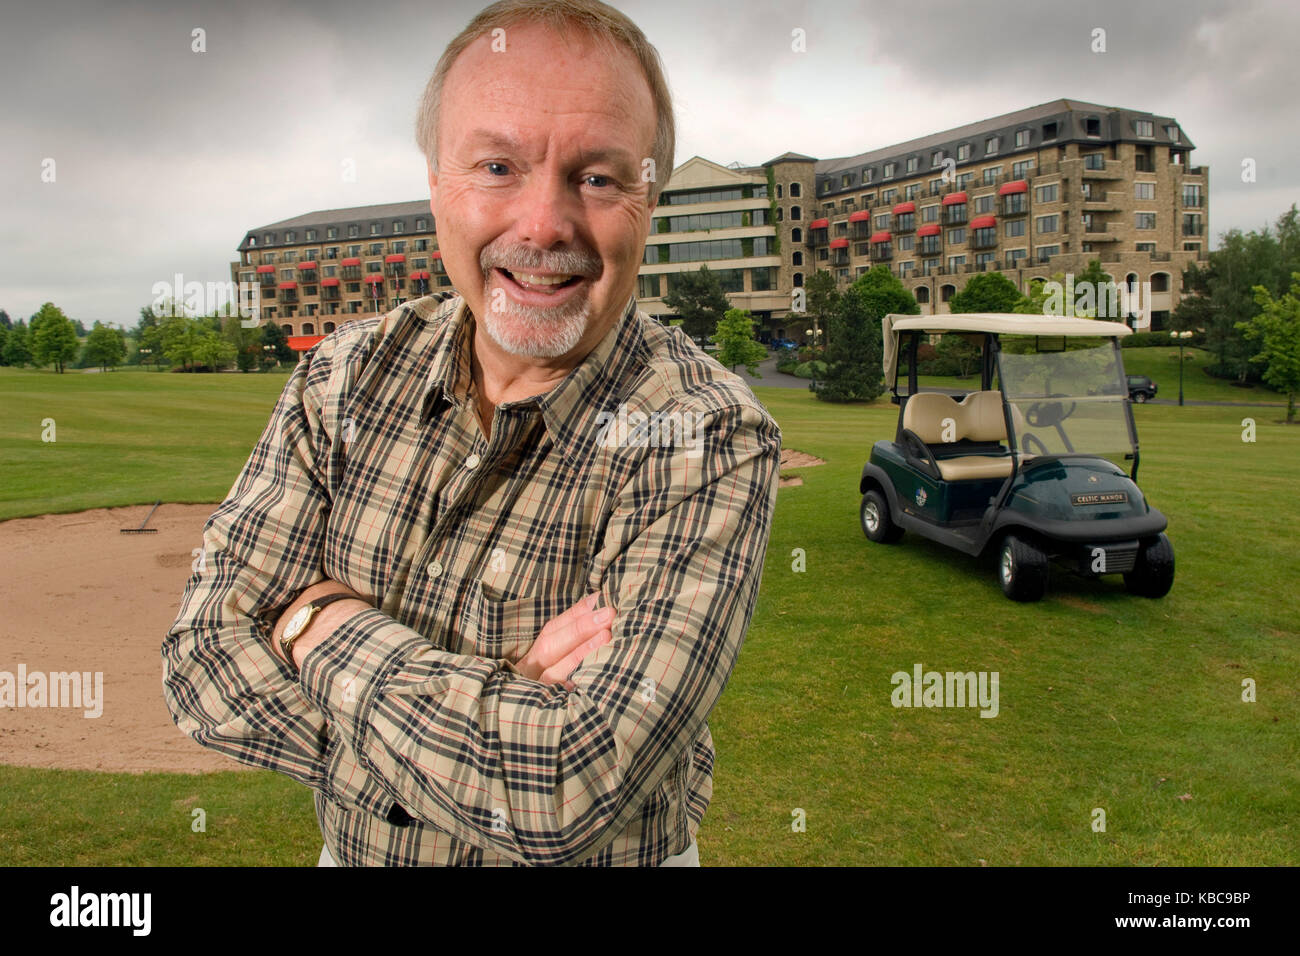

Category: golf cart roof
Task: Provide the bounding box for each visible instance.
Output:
[882,313,1131,388]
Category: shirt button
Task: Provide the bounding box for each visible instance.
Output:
[426,560,444,579]
[465,453,481,470]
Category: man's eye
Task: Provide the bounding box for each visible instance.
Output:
[485,162,510,176]
[585,174,612,188]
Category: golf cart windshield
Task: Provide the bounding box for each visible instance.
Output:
[997,340,1136,468]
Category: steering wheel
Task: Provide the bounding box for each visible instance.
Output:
[1024,397,1077,427]
[1020,433,1049,456]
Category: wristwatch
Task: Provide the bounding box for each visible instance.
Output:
[279,592,364,663]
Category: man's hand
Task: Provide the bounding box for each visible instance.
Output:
[513,593,614,690]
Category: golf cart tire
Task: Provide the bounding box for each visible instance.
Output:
[860,489,903,544]
[1133,392,1148,403]
[1124,533,1175,598]
[999,533,1049,602]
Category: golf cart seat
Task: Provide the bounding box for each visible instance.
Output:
[902,391,1022,481]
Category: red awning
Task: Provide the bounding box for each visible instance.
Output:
[892,202,916,214]
[340,257,361,266]
[278,281,297,290]
[287,334,325,352]
[941,192,968,206]
[430,251,443,259]
[848,210,872,222]
[256,264,275,273]
[809,218,830,229]
[410,271,429,280]
[829,238,850,249]
[363,274,384,283]
[297,260,318,270]
[870,231,892,243]
[998,180,1028,195]
[320,278,340,287]
[916,224,941,237]
[384,254,406,263]
[970,216,997,229]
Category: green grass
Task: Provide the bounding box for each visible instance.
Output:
[1,365,1296,865]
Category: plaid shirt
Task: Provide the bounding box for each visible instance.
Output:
[162,291,781,865]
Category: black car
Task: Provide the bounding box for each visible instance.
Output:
[1127,375,1157,402]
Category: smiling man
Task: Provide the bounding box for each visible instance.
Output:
[163,0,781,867]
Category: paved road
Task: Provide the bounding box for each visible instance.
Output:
[728,355,811,390]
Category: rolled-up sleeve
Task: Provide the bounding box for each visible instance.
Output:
[296,401,781,865]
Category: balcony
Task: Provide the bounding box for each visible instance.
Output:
[1081,190,1120,209]
[1000,197,1028,217]
[970,232,998,250]
[917,239,941,256]
[872,245,893,262]
[1182,223,1205,236]
[1082,158,1123,179]
[1182,195,1204,208]
[831,251,849,266]
[942,208,967,226]
[1149,251,1172,261]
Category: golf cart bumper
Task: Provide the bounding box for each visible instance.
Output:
[990,508,1167,545]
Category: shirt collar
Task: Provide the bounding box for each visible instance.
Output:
[420,295,643,462]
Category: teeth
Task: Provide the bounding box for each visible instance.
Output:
[512,271,573,286]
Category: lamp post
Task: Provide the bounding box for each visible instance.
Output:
[806,326,823,390]
[139,347,155,371]
[1174,330,1194,406]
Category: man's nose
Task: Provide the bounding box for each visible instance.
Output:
[514,171,577,249]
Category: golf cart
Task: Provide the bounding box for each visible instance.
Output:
[859,313,1174,601]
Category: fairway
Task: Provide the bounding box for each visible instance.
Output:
[0,364,1296,865]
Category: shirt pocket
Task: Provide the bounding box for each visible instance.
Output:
[458,579,583,664]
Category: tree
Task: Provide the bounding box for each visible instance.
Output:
[662,265,731,342]
[83,322,127,371]
[194,330,237,371]
[2,322,32,367]
[30,303,79,373]
[936,334,981,378]
[0,309,11,329]
[0,325,8,364]
[1239,273,1300,423]
[260,320,295,366]
[803,270,839,351]
[222,315,263,372]
[948,271,1022,314]
[817,265,917,402]
[712,308,767,375]
[1072,259,1118,319]
[1015,272,1066,315]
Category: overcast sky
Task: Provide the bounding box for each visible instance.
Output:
[2,0,1297,328]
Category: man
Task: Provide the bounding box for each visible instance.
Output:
[162,0,781,866]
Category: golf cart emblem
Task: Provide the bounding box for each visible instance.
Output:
[1088,475,1099,483]
[1071,492,1129,506]
[914,488,928,507]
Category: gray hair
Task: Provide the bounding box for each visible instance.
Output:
[414,0,675,205]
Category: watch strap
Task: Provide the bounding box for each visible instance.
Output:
[279,592,366,663]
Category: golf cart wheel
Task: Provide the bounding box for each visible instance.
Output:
[999,534,1049,602]
[1133,392,1148,403]
[860,489,903,544]
[1124,533,1175,598]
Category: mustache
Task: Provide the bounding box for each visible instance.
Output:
[480,243,602,279]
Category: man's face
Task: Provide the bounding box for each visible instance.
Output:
[428,22,657,359]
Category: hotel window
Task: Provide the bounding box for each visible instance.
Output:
[392,240,406,253]
[862,168,873,183]
[976,252,996,268]
[791,227,801,242]
[1165,125,1179,142]
[1012,159,1035,179]
[284,250,297,262]
[1084,153,1106,170]
[1136,212,1156,230]
[929,178,944,195]
[323,266,337,277]
[931,150,944,167]
[883,162,896,178]
[280,268,294,281]
[1036,215,1059,233]
[792,251,803,266]
[637,275,659,299]
[985,135,999,154]
[841,174,851,188]
[1135,242,1156,253]
[906,157,918,173]
[348,244,361,256]
[973,226,996,247]
[264,233,274,244]
[1183,184,1202,207]
[367,261,382,273]
[898,235,914,251]
[1006,248,1027,265]
[905,184,920,200]
[1135,182,1156,200]
[327,227,338,239]
[957,172,974,189]
[899,260,914,276]
[1036,245,1060,261]
[791,206,801,220]
[414,238,429,251]
[790,182,802,197]
[957,143,971,161]
[948,228,966,245]
[1034,183,1058,203]
[983,166,1001,185]
[285,231,296,242]
[975,195,995,215]
[947,255,965,271]
[263,252,276,264]
[881,188,896,203]
[1135,119,1154,137]
[369,243,383,255]
[1015,128,1030,148]
[1005,220,1026,238]
[922,204,939,222]
[325,247,338,259]
[875,214,890,230]
[416,218,427,231]
[370,222,382,235]
[1042,122,1058,140]
[818,248,828,261]
[305,230,316,241]
[776,184,783,199]
[247,236,258,247]
[348,225,360,238]
[1085,118,1101,137]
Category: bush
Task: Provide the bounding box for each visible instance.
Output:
[792,360,828,379]
[776,355,800,374]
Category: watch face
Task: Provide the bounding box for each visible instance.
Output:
[285,605,312,640]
